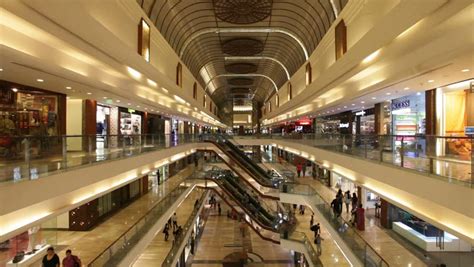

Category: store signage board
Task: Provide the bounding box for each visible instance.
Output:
[355,110,365,116]
[465,126,474,135]
[128,108,135,113]
[339,123,349,128]
[392,99,410,110]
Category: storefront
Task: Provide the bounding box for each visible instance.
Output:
[0,81,66,136]
[119,108,143,135]
[315,111,352,134]
[352,108,375,135]
[437,80,473,160]
[148,164,169,188]
[386,204,471,252]
[391,93,426,136]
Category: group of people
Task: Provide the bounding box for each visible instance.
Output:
[330,189,365,230]
[296,163,308,177]
[42,247,81,267]
[163,212,183,241]
[331,189,358,218]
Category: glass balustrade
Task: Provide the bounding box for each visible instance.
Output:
[232,134,473,187]
[88,179,196,267]
[0,134,199,183]
[280,183,389,267]
[162,190,208,267]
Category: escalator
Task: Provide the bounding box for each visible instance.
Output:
[206,135,278,188]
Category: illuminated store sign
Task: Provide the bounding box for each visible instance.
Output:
[391,99,410,110]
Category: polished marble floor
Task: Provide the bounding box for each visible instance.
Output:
[132,187,205,266]
[191,201,295,267]
[264,159,428,267]
[24,165,196,266]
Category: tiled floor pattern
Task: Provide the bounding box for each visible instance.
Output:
[26,165,195,266]
[132,188,206,266]
[191,202,295,267]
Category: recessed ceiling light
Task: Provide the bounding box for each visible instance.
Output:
[87,92,92,95]
[343,106,347,108]
[428,80,434,83]
[103,97,107,99]
[461,69,470,72]
[386,92,391,95]
[404,87,410,90]
[0,68,3,71]
[351,103,355,106]
[371,97,376,100]
[361,101,365,104]
[127,103,131,105]
[66,86,72,90]
[362,106,365,109]
[137,105,140,108]
[145,108,148,110]
[337,108,341,110]
[416,92,421,96]
[36,79,44,82]
[116,100,120,103]
[11,88,18,92]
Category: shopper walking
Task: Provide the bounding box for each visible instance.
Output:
[296,163,302,177]
[302,163,307,177]
[62,249,81,267]
[310,213,314,227]
[172,213,178,230]
[315,234,324,256]
[42,247,60,267]
[163,224,169,241]
[351,192,359,212]
[344,190,351,213]
[218,202,222,216]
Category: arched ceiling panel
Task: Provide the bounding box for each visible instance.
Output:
[137,0,348,106]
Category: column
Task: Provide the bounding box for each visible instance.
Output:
[380,198,390,228]
[374,103,384,135]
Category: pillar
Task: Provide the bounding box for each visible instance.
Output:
[374,103,384,135]
[425,89,437,135]
[357,186,362,206]
[84,99,97,135]
[141,175,149,195]
[380,198,390,228]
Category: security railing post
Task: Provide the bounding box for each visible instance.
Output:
[400,136,404,168]
[24,137,31,180]
[88,135,93,163]
[62,136,68,169]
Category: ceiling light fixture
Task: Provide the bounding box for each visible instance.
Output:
[103,97,107,99]
[127,67,141,79]
[351,104,355,106]
[66,86,72,90]
[11,88,18,92]
[428,80,434,83]
[361,101,365,104]
[36,79,44,82]
[371,97,376,100]
[362,49,380,64]
[87,92,92,95]
[0,68,3,71]
[416,92,421,96]
[116,100,120,103]
[461,69,470,72]
[404,87,410,90]
[127,103,131,105]
[386,92,391,95]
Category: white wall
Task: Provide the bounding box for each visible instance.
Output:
[66,99,83,151]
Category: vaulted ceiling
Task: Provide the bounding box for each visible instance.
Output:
[137,0,348,108]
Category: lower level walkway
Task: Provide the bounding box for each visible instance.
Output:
[25,165,195,266]
[132,188,206,266]
[190,201,294,267]
[262,160,427,267]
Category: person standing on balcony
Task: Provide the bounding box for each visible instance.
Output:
[351,192,359,212]
[302,163,307,177]
[172,213,178,230]
[344,191,352,213]
[315,233,324,255]
[296,163,302,177]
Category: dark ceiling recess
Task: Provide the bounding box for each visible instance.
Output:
[228,78,254,86]
[225,63,258,74]
[222,38,264,56]
[231,87,252,94]
[213,0,273,24]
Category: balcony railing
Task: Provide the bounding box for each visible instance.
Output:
[232,134,473,187]
[0,134,200,183]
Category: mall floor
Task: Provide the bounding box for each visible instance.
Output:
[261,158,474,267]
[132,187,206,266]
[190,200,295,267]
[22,165,195,267]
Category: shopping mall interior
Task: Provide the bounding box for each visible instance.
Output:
[0,0,473,266]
